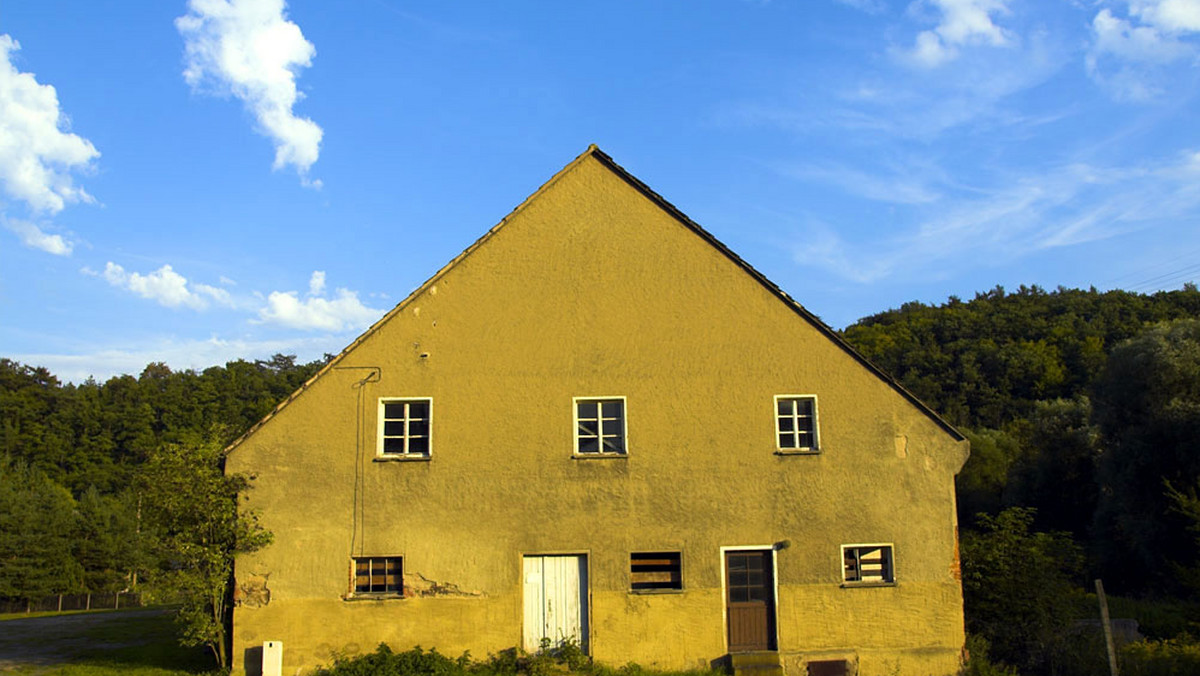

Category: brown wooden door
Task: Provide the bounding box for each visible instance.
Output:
[725,550,777,652]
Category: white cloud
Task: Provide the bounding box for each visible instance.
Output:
[1129,0,1200,32]
[901,0,1012,67]
[258,272,380,331]
[103,262,215,310]
[1087,2,1200,99]
[176,0,323,182]
[0,34,98,220]
[308,269,326,295]
[11,334,346,384]
[2,217,72,255]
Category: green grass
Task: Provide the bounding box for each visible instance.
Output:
[0,609,217,676]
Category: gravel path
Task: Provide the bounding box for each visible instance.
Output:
[0,608,173,670]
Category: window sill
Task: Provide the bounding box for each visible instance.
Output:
[572,453,628,460]
[775,449,820,456]
[343,593,405,601]
[840,581,896,589]
[629,588,684,595]
[374,455,431,463]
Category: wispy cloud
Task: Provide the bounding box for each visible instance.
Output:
[773,161,943,205]
[0,34,97,253]
[176,0,323,184]
[2,217,72,255]
[785,150,1200,283]
[258,270,381,331]
[898,0,1013,68]
[834,0,887,13]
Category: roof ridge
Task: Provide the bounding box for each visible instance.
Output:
[227,145,962,453]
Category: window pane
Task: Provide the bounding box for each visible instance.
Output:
[408,437,429,454]
[578,420,598,436]
[601,401,622,418]
[383,437,406,453]
[384,402,406,419]
[777,400,792,415]
[578,438,599,453]
[796,432,812,448]
[796,399,813,417]
[778,417,794,432]
[602,436,625,453]
[384,420,406,436]
[408,419,429,436]
[578,401,597,418]
[408,401,429,419]
[779,434,795,448]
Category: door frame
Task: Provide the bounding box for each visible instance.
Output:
[520,551,591,655]
[720,545,780,652]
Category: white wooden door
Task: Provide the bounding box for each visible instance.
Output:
[522,555,588,653]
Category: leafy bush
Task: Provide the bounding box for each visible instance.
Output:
[314,644,724,676]
[961,635,1019,676]
[1121,635,1200,676]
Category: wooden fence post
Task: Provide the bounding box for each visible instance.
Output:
[1096,579,1119,676]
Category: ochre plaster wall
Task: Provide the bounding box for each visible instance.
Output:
[228,152,969,676]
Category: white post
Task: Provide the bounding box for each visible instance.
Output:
[263,641,284,676]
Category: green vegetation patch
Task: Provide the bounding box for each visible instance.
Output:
[315,644,725,676]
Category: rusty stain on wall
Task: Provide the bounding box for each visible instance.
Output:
[405,572,485,598]
[234,573,271,608]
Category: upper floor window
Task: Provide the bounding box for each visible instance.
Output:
[575,397,626,455]
[379,398,431,457]
[775,395,818,452]
[842,544,894,585]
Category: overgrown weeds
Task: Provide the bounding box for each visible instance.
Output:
[313,643,725,676]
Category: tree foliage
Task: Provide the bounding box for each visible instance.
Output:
[138,433,272,668]
[961,508,1083,674]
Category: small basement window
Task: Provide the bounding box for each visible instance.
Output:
[807,660,850,676]
[776,395,818,452]
[630,552,682,591]
[353,556,402,595]
[842,545,894,585]
[379,398,431,457]
[575,397,626,455]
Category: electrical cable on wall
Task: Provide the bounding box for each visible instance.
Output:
[332,366,380,561]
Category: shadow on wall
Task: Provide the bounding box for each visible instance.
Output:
[244,646,263,676]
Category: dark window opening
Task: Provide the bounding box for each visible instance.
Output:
[631,551,682,591]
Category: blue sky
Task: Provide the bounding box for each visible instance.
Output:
[3,0,1200,382]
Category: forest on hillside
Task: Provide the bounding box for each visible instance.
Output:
[4,284,1200,674]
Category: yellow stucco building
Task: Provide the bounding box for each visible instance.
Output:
[227,147,970,676]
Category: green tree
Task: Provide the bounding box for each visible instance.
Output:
[75,486,146,594]
[1093,319,1200,592]
[138,433,271,668]
[0,457,84,603]
[961,507,1083,674]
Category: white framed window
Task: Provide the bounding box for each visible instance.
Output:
[775,395,819,452]
[378,398,431,457]
[574,397,626,456]
[841,544,894,585]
